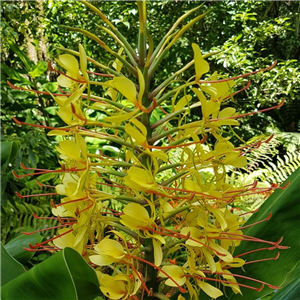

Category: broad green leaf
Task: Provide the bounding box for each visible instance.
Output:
[1,247,101,300]
[269,261,300,300]
[4,232,43,264]
[1,242,25,286]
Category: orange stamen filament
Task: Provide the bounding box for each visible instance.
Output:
[12,116,69,131]
[211,100,284,122]
[16,192,58,198]
[198,60,277,84]
[130,264,151,296]
[28,228,73,249]
[243,252,280,265]
[238,213,272,230]
[55,197,89,208]
[234,245,279,259]
[201,270,281,289]
[22,223,74,235]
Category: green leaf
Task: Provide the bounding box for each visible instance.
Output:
[1,242,26,286]
[1,248,101,300]
[28,61,48,78]
[4,232,43,264]
[1,64,32,84]
[225,167,300,300]
[8,41,32,71]
[269,261,300,300]
[43,82,58,93]
[1,141,18,167]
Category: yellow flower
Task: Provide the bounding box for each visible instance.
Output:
[159,265,186,287]
[96,272,141,300]
[123,166,156,191]
[90,238,125,266]
[120,203,152,230]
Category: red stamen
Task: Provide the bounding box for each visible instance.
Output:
[28,228,73,249]
[13,166,87,179]
[55,197,89,208]
[86,70,113,77]
[278,181,290,190]
[7,81,71,97]
[234,245,278,259]
[13,116,70,131]
[239,213,272,230]
[201,270,281,290]
[224,80,251,100]
[138,98,157,113]
[58,85,69,94]
[130,264,151,295]
[239,210,259,218]
[22,223,74,235]
[36,180,56,188]
[16,191,59,199]
[32,213,76,221]
[24,246,62,252]
[216,232,287,248]
[76,202,95,214]
[211,100,284,122]
[243,252,280,265]
[13,170,54,179]
[198,61,277,84]
[158,105,169,115]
